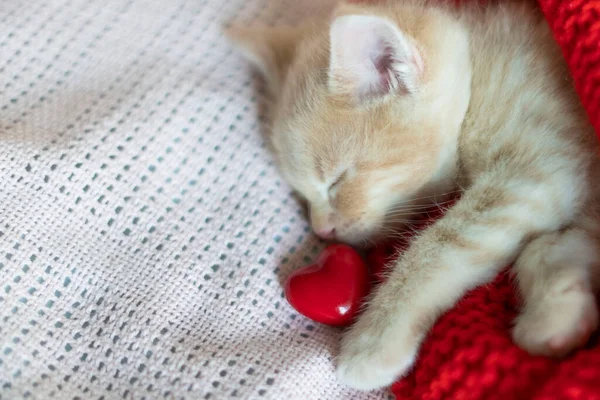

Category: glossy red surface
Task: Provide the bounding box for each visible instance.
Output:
[284,244,370,327]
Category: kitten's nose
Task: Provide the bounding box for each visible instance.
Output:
[315,226,336,240]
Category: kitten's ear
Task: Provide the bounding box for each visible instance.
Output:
[225,25,304,94]
[328,14,424,103]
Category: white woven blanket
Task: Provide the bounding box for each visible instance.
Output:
[0,0,391,399]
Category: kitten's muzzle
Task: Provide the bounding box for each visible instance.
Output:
[315,226,336,240]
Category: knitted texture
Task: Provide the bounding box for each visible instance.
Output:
[388,1,600,399]
[391,270,600,400]
[0,0,390,399]
[381,227,600,399]
[538,0,600,139]
[1,0,598,400]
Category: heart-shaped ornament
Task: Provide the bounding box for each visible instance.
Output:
[284,244,370,327]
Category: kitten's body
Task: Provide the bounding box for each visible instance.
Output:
[228,0,600,391]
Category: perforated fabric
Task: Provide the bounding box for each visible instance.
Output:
[0,0,391,398]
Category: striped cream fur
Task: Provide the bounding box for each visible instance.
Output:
[227,0,600,390]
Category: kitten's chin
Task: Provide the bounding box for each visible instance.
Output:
[335,221,411,249]
[315,232,372,249]
[335,229,386,250]
[312,220,399,249]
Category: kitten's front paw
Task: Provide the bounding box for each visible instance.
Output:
[513,283,599,357]
[335,321,418,390]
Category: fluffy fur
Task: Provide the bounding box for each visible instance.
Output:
[227,0,600,391]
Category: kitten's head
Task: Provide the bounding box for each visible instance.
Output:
[227,2,471,246]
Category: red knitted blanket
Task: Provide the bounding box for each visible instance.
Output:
[379,2,600,398]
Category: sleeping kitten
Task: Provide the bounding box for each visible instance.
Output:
[227,0,600,391]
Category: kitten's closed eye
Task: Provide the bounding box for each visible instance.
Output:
[328,170,348,198]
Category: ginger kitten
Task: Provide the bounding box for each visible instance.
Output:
[227,0,600,391]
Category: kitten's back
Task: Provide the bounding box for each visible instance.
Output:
[456,2,597,179]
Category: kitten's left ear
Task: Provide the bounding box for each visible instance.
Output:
[225,25,304,94]
[328,14,424,104]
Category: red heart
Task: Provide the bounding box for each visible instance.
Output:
[284,244,370,327]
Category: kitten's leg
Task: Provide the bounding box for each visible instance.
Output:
[512,220,600,357]
[336,169,586,390]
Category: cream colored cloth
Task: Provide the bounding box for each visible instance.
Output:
[0,0,390,399]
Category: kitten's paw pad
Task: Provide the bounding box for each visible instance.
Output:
[336,333,416,390]
[513,286,598,357]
